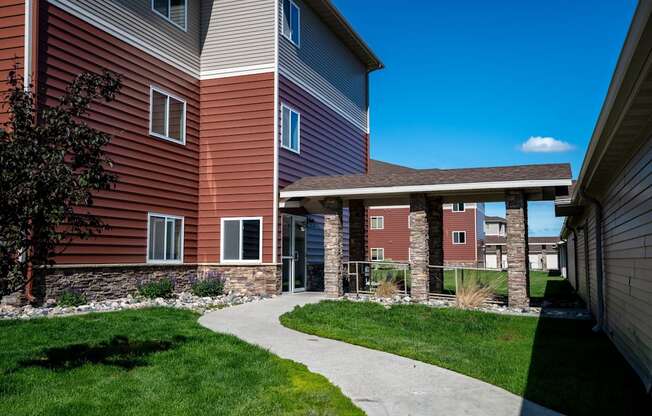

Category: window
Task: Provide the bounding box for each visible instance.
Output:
[221,218,263,263]
[150,86,186,144]
[371,248,384,261]
[282,0,300,46]
[370,216,384,230]
[152,0,187,30]
[452,231,466,245]
[281,105,300,153]
[452,203,465,212]
[147,213,184,263]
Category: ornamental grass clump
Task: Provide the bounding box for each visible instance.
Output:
[455,278,495,309]
[374,280,398,298]
[137,278,174,299]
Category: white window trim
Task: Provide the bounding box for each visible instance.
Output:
[146,212,184,264]
[220,217,264,264]
[370,216,384,230]
[282,0,301,47]
[452,231,467,245]
[452,203,466,212]
[280,104,301,154]
[151,0,188,31]
[370,248,385,262]
[149,85,187,145]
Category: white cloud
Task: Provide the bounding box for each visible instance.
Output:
[520,136,574,153]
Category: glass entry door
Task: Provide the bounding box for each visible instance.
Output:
[282,215,307,293]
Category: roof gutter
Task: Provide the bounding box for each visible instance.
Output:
[280,179,572,199]
[579,187,606,333]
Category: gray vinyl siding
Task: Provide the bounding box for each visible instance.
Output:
[49,0,201,75]
[278,0,367,130]
[200,0,276,74]
[600,135,652,389]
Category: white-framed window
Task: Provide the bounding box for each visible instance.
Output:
[147,213,184,263]
[452,203,465,212]
[370,216,384,230]
[452,231,466,245]
[282,0,300,46]
[220,217,263,263]
[150,86,186,144]
[371,248,385,261]
[281,104,300,153]
[152,0,187,30]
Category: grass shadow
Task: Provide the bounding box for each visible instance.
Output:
[18,335,188,371]
[522,280,651,415]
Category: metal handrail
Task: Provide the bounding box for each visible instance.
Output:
[345,261,410,296]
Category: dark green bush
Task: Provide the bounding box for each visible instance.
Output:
[138,279,174,299]
[57,290,88,307]
[191,279,224,297]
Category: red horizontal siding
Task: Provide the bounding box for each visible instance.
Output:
[278,74,367,187]
[367,207,479,263]
[41,3,199,264]
[0,1,24,124]
[198,73,275,263]
[444,208,477,262]
[368,208,410,261]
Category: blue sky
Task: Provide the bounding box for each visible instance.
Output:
[332,0,637,236]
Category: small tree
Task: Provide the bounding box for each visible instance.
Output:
[0,67,122,300]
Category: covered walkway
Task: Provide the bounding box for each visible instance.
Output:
[280,163,572,307]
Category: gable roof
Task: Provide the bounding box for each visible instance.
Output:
[368,159,417,175]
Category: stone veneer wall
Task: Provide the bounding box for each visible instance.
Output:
[42,264,281,302]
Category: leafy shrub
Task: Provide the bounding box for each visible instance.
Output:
[57,290,88,307]
[138,278,174,299]
[191,279,224,297]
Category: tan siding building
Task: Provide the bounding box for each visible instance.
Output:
[557,0,652,393]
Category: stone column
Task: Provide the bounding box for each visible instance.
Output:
[427,197,444,293]
[410,193,430,301]
[322,197,344,298]
[496,245,503,270]
[348,199,366,292]
[505,190,530,308]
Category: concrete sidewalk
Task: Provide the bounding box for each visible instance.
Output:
[199,293,559,416]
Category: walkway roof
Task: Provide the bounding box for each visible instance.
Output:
[280,163,572,202]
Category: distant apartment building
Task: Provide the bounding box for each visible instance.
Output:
[484,216,560,271]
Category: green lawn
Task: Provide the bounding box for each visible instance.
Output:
[370,266,572,300]
[280,301,650,416]
[0,308,362,416]
[442,270,570,299]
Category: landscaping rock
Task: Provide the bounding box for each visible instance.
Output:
[0,292,268,320]
[342,293,592,320]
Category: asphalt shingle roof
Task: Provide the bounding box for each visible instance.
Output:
[282,163,572,193]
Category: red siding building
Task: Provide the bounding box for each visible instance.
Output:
[1,0,382,300]
[368,202,485,266]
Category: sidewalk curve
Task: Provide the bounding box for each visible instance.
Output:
[199,292,559,416]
